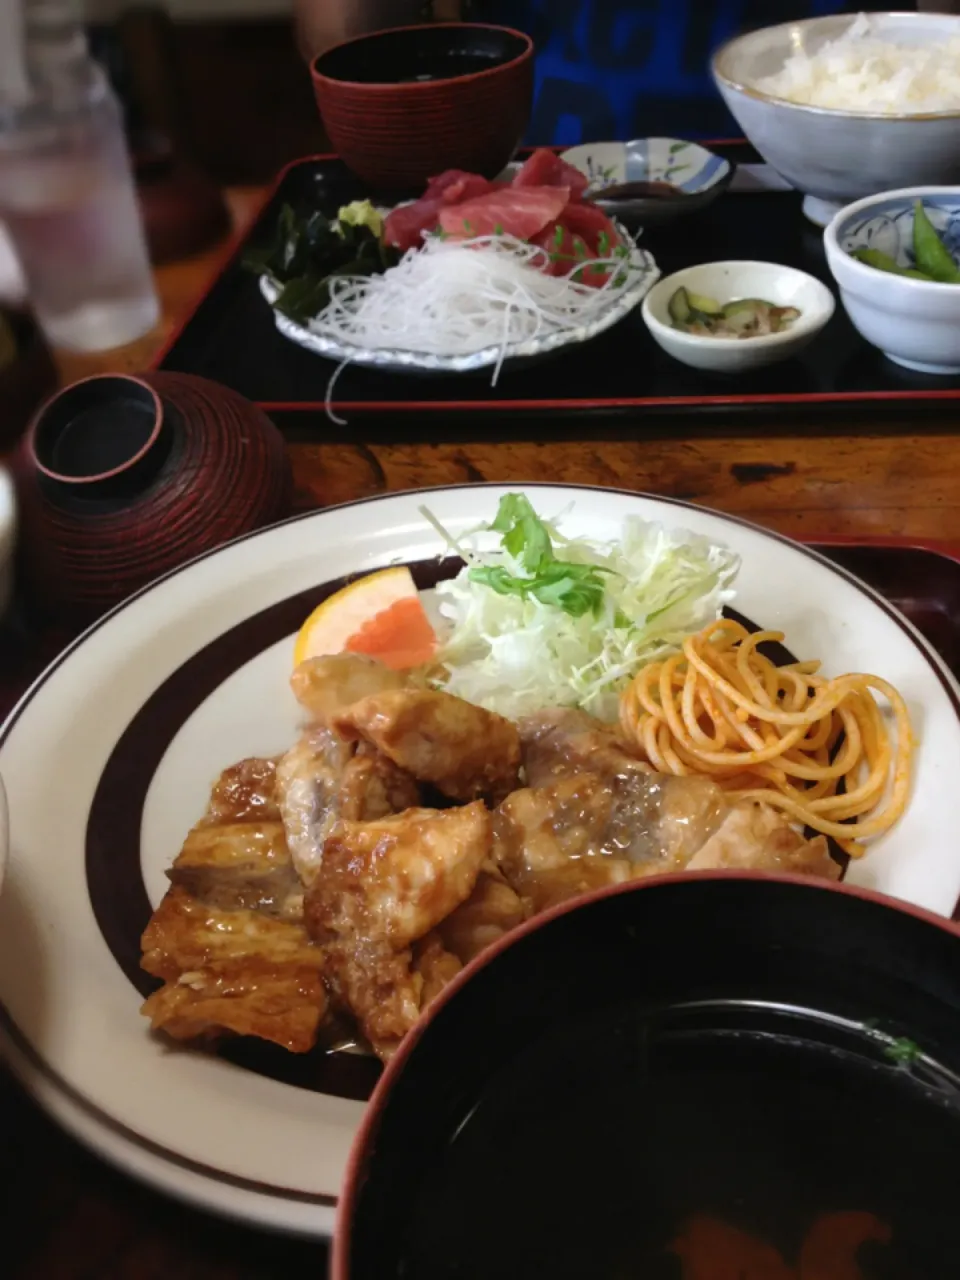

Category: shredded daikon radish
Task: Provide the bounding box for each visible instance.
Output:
[756,13,960,114]
[308,232,645,379]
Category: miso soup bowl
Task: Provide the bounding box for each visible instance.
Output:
[333,872,960,1279]
[311,23,534,191]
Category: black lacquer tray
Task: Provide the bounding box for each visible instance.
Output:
[154,142,960,434]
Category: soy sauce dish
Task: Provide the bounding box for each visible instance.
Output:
[333,873,960,1280]
[642,261,835,373]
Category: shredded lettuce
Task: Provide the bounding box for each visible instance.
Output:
[422,495,740,722]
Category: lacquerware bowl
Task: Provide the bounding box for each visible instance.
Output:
[824,186,960,375]
[559,137,733,226]
[17,371,291,619]
[712,12,960,227]
[641,260,835,374]
[334,873,960,1279]
[310,23,534,191]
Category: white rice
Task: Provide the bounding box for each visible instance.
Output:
[756,12,960,114]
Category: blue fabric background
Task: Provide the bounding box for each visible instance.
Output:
[473,0,876,144]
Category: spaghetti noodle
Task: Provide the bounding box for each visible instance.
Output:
[618,619,913,855]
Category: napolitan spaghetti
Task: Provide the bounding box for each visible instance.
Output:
[619,619,914,856]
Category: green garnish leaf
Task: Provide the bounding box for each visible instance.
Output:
[463,219,474,235]
[494,222,504,235]
[554,224,565,248]
[597,230,610,257]
[468,563,607,618]
[470,493,610,617]
[884,1036,922,1065]
[489,493,552,571]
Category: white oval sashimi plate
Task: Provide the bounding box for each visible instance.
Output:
[0,484,958,1238]
[260,225,658,375]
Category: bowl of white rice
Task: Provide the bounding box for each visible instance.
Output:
[712,11,960,227]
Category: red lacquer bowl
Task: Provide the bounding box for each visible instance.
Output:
[311,22,534,191]
[17,371,291,620]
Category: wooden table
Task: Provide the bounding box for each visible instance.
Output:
[3,185,960,1279]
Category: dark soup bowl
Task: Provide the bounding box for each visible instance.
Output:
[311,23,534,192]
[334,872,960,1280]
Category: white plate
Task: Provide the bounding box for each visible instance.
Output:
[260,225,658,376]
[1,483,958,1237]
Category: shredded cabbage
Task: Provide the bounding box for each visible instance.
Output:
[424,499,740,722]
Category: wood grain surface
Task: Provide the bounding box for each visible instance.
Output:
[4,184,960,1278]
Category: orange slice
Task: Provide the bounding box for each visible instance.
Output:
[293,565,437,671]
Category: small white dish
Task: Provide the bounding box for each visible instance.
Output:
[824,186,960,375]
[559,137,733,225]
[642,261,835,373]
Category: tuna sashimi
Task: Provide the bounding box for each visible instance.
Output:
[512,147,589,200]
[556,200,621,254]
[384,199,444,251]
[438,186,570,239]
[530,217,620,287]
[384,170,497,251]
[425,170,495,204]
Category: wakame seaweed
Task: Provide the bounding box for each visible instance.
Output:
[243,204,399,323]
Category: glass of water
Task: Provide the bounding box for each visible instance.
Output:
[0,57,159,353]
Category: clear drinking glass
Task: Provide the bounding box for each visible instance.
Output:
[0,11,159,353]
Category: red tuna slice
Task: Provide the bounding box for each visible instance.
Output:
[384,197,445,251]
[425,170,495,204]
[512,148,589,200]
[437,186,570,240]
[557,201,622,255]
[385,171,498,250]
[530,221,618,288]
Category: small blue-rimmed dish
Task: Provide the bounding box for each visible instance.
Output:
[559,137,733,226]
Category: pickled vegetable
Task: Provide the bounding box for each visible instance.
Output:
[686,291,722,315]
[912,202,960,283]
[667,289,801,339]
[668,286,693,325]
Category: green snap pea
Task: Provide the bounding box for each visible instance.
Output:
[851,247,933,280]
[912,202,960,284]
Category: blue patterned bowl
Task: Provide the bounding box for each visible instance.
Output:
[558,138,733,226]
[824,187,960,375]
